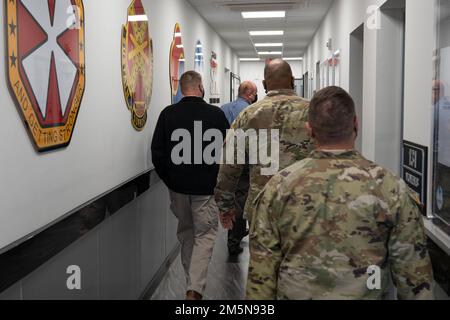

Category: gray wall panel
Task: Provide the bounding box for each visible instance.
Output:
[166,198,179,255]
[139,183,167,291]
[0,282,22,300]
[99,201,140,300]
[21,231,99,300]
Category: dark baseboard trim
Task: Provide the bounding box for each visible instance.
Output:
[0,170,158,294]
[139,244,181,300]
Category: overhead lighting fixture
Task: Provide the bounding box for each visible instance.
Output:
[283,57,303,61]
[250,30,284,36]
[258,51,282,55]
[240,58,261,61]
[254,43,283,47]
[242,11,286,19]
[128,15,148,22]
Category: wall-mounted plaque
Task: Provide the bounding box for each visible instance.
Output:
[194,40,204,77]
[210,51,220,105]
[5,0,86,152]
[169,23,185,104]
[121,0,153,131]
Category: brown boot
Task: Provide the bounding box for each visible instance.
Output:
[186,290,203,300]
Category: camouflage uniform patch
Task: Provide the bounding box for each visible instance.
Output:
[214,89,312,221]
[247,150,435,300]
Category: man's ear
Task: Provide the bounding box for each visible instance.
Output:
[354,116,359,132]
[263,80,267,93]
[291,76,295,89]
[306,122,314,137]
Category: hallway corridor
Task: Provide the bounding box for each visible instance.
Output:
[151,229,249,300]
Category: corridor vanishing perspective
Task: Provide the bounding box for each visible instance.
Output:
[0,0,449,307]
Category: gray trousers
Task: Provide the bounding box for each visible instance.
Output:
[169,191,219,295]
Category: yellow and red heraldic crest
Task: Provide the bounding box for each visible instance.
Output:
[5,0,86,152]
[121,0,153,131]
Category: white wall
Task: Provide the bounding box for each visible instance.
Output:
[403,0,436,216]
[302,0,386,161]
[239,60,303,100]
[302,0,436,214]
[0,0,239,251]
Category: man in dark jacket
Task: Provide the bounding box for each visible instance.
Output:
[151,71,229,300]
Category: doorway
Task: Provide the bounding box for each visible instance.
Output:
[350,24,364,152]
[376,0,406,175]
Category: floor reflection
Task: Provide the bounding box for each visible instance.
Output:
[151,227,249,300]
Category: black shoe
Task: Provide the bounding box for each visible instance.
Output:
[228,246,244,256]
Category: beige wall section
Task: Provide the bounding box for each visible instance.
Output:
[0,0,239,251]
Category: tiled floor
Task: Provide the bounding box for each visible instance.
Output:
[151,227,450,300]
[151,227,249,300]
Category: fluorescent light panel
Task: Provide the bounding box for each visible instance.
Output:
[254,43,283,47]
[258,51,282,55]
[283,57,303,61]
[242,11,285,19]
[128,15,148,22]
[249,30,284,36]
[240,58,261,61]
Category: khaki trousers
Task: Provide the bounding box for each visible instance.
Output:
[169,191,219,295]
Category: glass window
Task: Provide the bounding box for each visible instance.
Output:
[433,0,450,228]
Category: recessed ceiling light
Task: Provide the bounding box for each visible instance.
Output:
[250,30,284,36]
[240,58,261,61]
[254,43,283,47]
[258,51,283,55]
[283,57,303,61]
[242,11,286,19]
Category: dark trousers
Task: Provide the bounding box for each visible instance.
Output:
[227,173,249,249]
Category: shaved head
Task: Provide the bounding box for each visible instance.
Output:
[263,59,294,92]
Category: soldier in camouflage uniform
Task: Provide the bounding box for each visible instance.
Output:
[215,59,312,227]
[247,86,435,300]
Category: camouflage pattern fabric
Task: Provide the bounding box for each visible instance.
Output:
[215,89,312,221]
[247,150,435,300]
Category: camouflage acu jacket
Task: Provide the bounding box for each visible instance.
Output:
[247,150,434,300]
[214,89,312,221]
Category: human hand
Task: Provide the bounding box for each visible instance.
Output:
[220,210,236,230]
